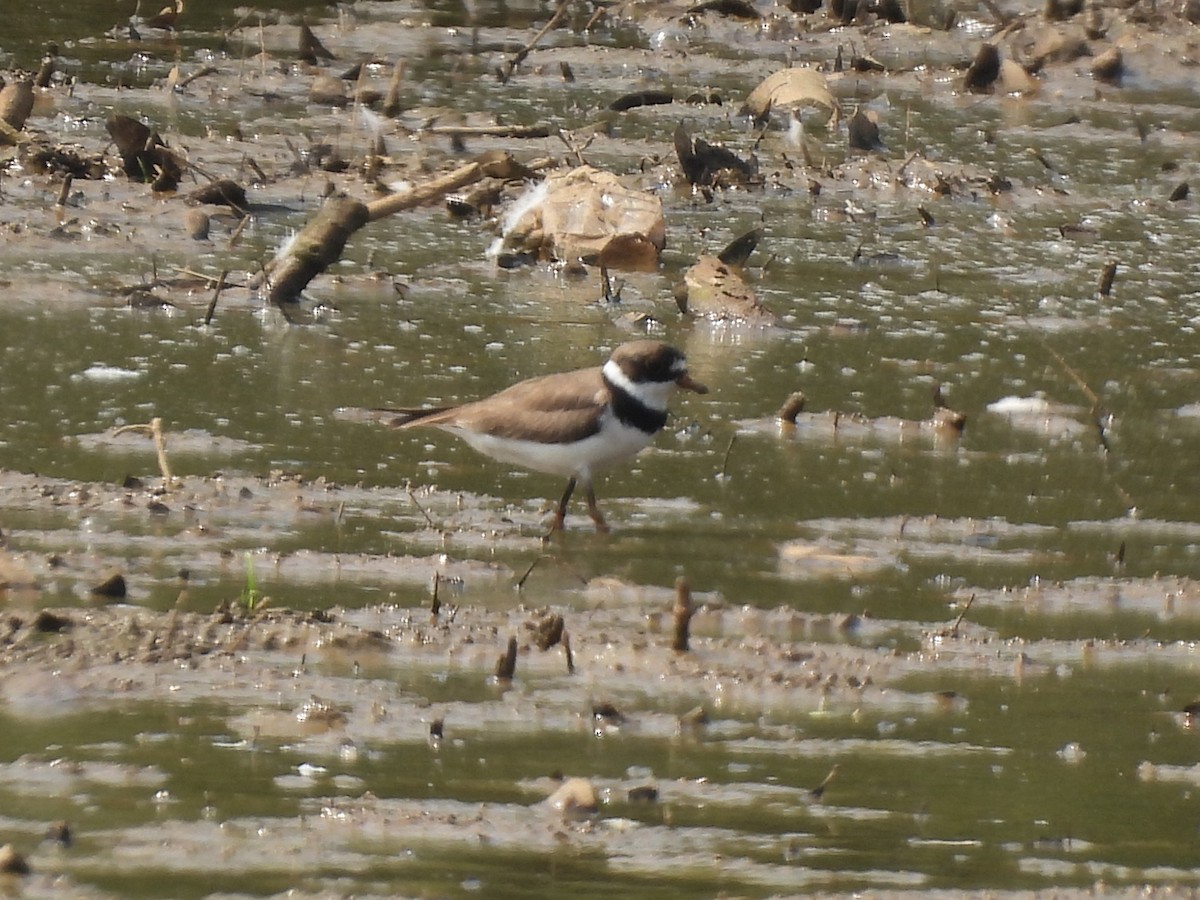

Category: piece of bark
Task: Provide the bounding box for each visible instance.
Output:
[964,44,1001,93]
[0,79,35,132]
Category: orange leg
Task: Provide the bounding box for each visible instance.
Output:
[547,477,577,536]
[546,478,609,536]
[584,484,609,533]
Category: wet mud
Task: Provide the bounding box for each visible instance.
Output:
[4,0,1200,896]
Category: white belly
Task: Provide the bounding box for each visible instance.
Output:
[447,416,656,483]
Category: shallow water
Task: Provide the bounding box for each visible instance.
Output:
[3,0,1200,896]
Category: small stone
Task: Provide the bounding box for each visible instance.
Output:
[184,208,210,240]
[90,573,127,599]
[0,844,30,876]
[309,75,347,107]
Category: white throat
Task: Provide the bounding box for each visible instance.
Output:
[602,358,675,412]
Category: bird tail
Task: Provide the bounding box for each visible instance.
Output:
[371,406,455,429]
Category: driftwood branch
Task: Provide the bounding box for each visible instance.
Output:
[262,153,555,306]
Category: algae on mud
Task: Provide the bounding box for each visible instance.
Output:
[4,0,1200,897]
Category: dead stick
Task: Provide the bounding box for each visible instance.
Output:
[950,593,975,636]
[1022,317,1136,508]
[1022,316,1100,408]
[55,174,73,209]
[382,59,405,118]
[672,576,695,653]
[227,214,250,250]
[497,0,570,83]
[720,433,737,479]
[427,124,551,139]
[179,65,219,88]
[263,155,551,305]
[563,629,575,674]
[516,554,547,590]
[495,636,518,680]
[113,417,175,489]
[406,485,440,530]
[204,269,229,325]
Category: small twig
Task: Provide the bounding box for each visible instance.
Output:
[720,433,737,479]
[178,64,219,88]
[162,581,188,652]
[227,214,250,250]
[1022,316,1100,408]
[584,4,607,30]
[516,554,548,590]
[497,0,570,83]
[112,417,175,489]
[563,629,575,674]
[950,593,975,636]
[55,174,73,210]
[204,269,229,326]
[406,485,440,530]
[429,123,551,139]
[556,128,593,166]
[809,763,840,799]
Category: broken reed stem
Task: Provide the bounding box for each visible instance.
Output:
[1099,261,1117,297]
[430,573,441,621]
[516,554,546,590]
[406,485,439,530]
[720,433,737,480]
[55,174,72,209]
[495,635,518,680]
[203,269,229,325]
[1020,317,1136,506]
[113,416,175,489]
[672,576,695,653]
[497,0,570,83]
[1022,316,1101,408]
[810,763,840,799]
[951,593,975,636]
[161,583,188,652]
[382,59,405,117]
[227,214,250,250]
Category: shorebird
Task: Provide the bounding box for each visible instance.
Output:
[387,340,707,534]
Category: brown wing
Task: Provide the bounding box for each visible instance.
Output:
[395,367,609,444]
[454,367,609,443]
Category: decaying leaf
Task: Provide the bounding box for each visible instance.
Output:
[964,43,1001,93]
[495,166,666,271]
[742,66,837,125]
[105,114,183,189]
[674,121,757,187]
[675,228,777,326]
[848,108,886,152]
